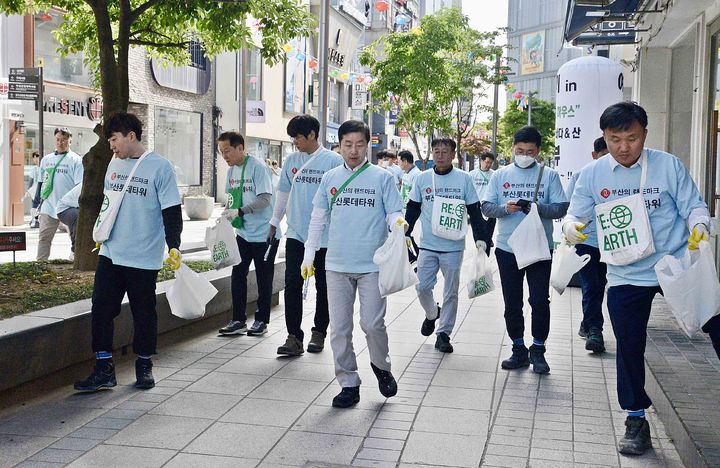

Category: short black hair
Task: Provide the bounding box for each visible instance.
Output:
[398,150,414,164]
[54,127,72,137]
[480,151,495,161]
[287,114,320,139]
[599,101,648,131]
[338,120,370,143]
[217,131,245,147]
[377,150,396,159]
[512,126,541,148]
[594,137,607,153]
[103,112,142,141]
[431,138,456,152]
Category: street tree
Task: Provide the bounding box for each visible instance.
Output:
[360,7,507,168]
[498,96,556,159]
[0,0,315,270]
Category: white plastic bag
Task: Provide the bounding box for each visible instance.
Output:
[550,243,591,295]
[205,218,242,270]
[467,248,495,299]
[373,225,418,297]
[167,264,218,320]
[654,241,720,337]
[507,204,551,269]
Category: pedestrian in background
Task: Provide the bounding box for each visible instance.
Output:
[378,149,403,191]
[469,151,497,238]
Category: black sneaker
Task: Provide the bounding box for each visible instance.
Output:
[578,324,588,339]
[307,330,325,353]
[371,363,397,398]
[421,304,441,336]
[501,345,529,370]
[435,332,453,353]
[219,320,247,335]
[585,327,605,353]
[135,358,155,390]
[332,386,360,408]
[74,360,117,392]
[247,320,267,336]
[529,344,550,374]
[277,334,304,356]
[618,416,652,455]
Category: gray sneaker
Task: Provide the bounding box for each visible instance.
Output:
[307,330,325,353]
[247,320,267,336]
[219,320,247,335]
[277,334,304,356]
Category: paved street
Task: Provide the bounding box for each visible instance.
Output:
[0,251,684,467]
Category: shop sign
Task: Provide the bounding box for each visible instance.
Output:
[0,232,26,252]
[351,83,367,110]
[44,96,87,118]
[88,96,103,121]
[246,100,266,123]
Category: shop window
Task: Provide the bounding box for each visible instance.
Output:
[246,47,263,101]
[155,107,202,186]
[34,11,93,87]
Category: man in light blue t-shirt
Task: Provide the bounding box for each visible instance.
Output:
[469,151,497,238]
[378,149,404,191]
[37,127,83,261]
[75,112,182,393]
[269,115,343,356]
[303,120,406,409]
[217,131,277,338]
[482,126,568,375]
[405,138,491,354]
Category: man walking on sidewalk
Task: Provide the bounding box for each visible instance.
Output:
[269,115,342,355]
[469,151,497,238]
[565,137,609,353]
[217,131,278,337]
[303,120,405,408]
[74,112,182,392]
[405,138,491,353]
[482,126,568,375]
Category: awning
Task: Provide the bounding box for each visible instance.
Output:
[564,0,643,44]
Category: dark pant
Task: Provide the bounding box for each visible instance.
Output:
[702,314,720,360]
[496,248,552,342]
[607,284,661,411]
[231,235,278,323]
[576,244,607,332]
[91,255,160,356]
[57,207,79,253]
[284,238,329,341]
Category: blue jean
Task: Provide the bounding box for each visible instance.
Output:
[576,244,607,332]
[495,248,552,342]
[416,249,463,335]
[606,284,661,411]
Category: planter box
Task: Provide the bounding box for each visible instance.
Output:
[184,196,215,220]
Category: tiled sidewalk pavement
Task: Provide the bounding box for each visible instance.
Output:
[0,260,685,467]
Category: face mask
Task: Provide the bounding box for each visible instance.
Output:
[514,155,535,168]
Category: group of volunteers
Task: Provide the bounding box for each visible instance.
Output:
[68,102,720,458]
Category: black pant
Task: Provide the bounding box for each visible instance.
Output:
[231,235,278,323]
[496,248,552,342]
[702,315,720,360]
[284,238,329,341]
[91,255,159,356]
[576,244,607,332]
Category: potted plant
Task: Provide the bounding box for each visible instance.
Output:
[184,192,215,220]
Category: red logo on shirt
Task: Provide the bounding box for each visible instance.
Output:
[600,188,610,199]
[111,172,117,181]
[292,167,298,174]
[425,187,432,194]
[330,187,337,195]
[503,182,510,189]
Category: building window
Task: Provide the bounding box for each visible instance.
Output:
[155,107,202,186]
[284,37,307,114]
[246,47,263,101]
[189,41,208,70]
[34,11,93,87]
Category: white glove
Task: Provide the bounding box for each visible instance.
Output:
[476,240,487,252]
[301,251,315,280]
[221,208,240,223]
[562,221,588,244]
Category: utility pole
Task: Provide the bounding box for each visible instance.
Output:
[238,50,246,135]
[527,91,537,127]
[317,0,330,146]
[491,54,500,156]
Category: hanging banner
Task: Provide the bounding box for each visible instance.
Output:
[521,30,545,75]
[351,83,367,110]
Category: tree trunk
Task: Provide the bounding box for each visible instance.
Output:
[409,131,426,170]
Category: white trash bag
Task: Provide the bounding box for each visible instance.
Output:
[550,243,591,295]
[205,217,242,270]
[167,264,218,320]
[507,204,551,269]
[654,241,720,337]
[373,225,418,297]
[467,248,495,299]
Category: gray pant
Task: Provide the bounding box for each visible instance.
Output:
[416,249,464,336]
[57,207,79,253]
[37,214,60,261]
[326,270,391,388]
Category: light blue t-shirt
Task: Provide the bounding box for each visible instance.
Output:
[386,164,404,190]
[313,163,404,273]
[566,168,598,248]
[409,168,480,252]
[469,168,494,201]
[568,148,707,287]
[226,155,274,243]
[400,166,421,205]
[100,153,181,270]
[39,150,83,218]
[56,182,82,214]
[483,162,567,253]
[277,148,342,245]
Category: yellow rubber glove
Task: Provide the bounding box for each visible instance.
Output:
[165,248,182,270]
[562,221,588,244]
[395,217,409,232]
[301,260,315,280]
[688,225,709,251]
